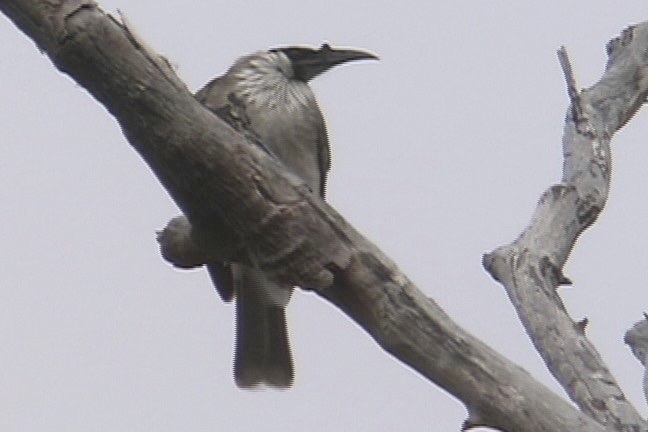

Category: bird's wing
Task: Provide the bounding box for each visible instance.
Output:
[315,110,331,198]
[206,262,234,302]
[197,76,272,155]
[194,77,223,105]
[194,77,239,302]
[195,75,225,106]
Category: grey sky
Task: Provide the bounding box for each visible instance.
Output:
[1,2,647,431]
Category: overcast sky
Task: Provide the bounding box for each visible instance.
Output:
[2,2,648,431]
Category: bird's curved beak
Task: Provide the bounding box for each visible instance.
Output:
[292,44,378,81]
[319,43,379,65]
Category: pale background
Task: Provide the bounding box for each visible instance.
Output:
[1,2,647,431]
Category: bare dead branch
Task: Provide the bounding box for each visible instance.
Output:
[557,46,578,98]
[557,46,584,120]
[626,316,648,367]
[625,316,648,408]
[484,25,648,431]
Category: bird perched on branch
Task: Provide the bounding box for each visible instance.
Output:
[195,43,377,388]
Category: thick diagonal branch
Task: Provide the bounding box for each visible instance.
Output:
[484,26,648,431]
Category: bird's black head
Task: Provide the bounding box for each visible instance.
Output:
[271,43,377,82]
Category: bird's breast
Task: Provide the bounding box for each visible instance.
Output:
[239,85,324,191]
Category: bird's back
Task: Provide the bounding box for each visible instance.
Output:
[195,53,330,196]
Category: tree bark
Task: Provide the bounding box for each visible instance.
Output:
[484,29,648,431]
[1,1,646,430]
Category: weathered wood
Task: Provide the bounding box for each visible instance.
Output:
[484,26,648,431]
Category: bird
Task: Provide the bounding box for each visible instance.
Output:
[194,43,377,388]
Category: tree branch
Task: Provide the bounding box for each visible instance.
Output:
[625,316,648,407]
[484,25,648,431]
[1,1,641,430]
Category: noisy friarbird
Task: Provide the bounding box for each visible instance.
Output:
[195,43,377,388]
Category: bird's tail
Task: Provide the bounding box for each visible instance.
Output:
[234,269,294,388]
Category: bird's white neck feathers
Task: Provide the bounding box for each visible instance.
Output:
[230,51,315,112]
